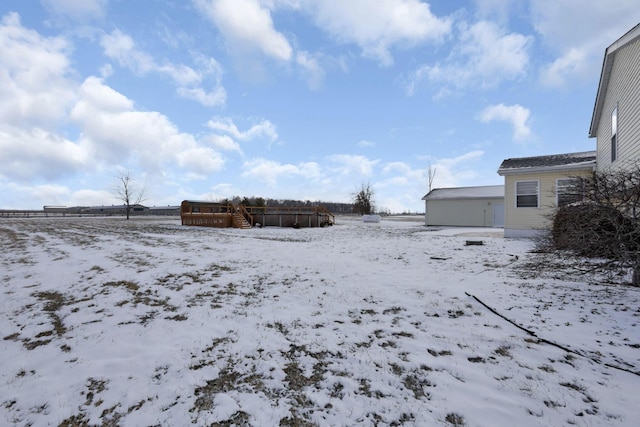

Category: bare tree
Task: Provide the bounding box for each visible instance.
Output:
[427,163,437,192]
[551,165,640,286]
[352,182,375,215]
[114,170,148,220]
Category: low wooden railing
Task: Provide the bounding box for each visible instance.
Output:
[180,200,334,228]
[243,205,334,227]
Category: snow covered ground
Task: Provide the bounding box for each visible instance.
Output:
[1,216,638,427]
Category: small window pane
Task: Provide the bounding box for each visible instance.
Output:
[517,181,537,194]
[517,195,538,207]
[516,181,538,208]
[557,178,582,207]
[611,134,617,162]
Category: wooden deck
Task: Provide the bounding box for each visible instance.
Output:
[180,201,334,229]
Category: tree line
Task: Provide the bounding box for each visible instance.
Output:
[218,196,356,214]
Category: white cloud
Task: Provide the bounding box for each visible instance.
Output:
[328,154,380,176]
[474,0,516,23]
[376,160,426,212]
[382,161,411,174]
[530,0,640,87]
[176,86,227,108]
[241,158,321,185]
[303,0,451,66]
[176,146,225,180]
[67,188,118,206]
[407,20,531,95]
[0,12,76,129]
[530,0,639,51]
[374,156,493,213]
[70,76,226,176]
[158,63,202,87]
[76,74,133,112]
[358,140,375,148]
[209,183,240,199]
[540,47,589,88]
[0,182,66,209]
[100,29,226,106]
[0,14,230,190]
[194,0,292,62]
[478,103,531,141]
[296,50,326,89]
[206,117,278,142]
[0,13,87,182]
[100,30,151,72]
[459,21,531,80]
[421,151,486,191]
[0,127,88,182]
[206,134,242,153]
[41,0,107,22]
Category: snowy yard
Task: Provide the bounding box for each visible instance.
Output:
[1,216,639,427]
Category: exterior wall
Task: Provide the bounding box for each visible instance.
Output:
[181,213,232,227]
[503,169,593,237]
[425,198,503,227]
[253,213,328,227]
[596,36,640,171]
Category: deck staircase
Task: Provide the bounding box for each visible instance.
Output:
[229,204,253,229]
[231,212,252,229]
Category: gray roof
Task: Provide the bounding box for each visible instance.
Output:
[148,205,180,210]
[589,22,640,137]
[422,185,504,201]
[497,151,596,175]
[85,204,147,210]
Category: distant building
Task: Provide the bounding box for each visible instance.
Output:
[82,204,149,216]
[422,185,504,227]
[148,205,180,216]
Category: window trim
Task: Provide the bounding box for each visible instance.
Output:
[515,180,539,208]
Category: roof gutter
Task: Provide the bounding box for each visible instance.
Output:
[497,161,596,176]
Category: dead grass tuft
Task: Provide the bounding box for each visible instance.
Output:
[445,412,466,426]
[494,345,512,358]
[103,280,139,291]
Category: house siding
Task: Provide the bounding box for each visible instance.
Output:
[425,198,503,227]
[503,169,593,237]
[596,36,640,171]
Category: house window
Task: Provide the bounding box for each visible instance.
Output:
[557,178,582,207]
[516,180,539,207]
[611,105,618,162]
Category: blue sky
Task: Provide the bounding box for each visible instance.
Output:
[1,1,639,212]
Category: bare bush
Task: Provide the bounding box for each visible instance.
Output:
[551,166,640,286]
[352,182,375,215]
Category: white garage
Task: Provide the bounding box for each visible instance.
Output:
[422,185,504,227]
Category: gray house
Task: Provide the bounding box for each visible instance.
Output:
[589,22,640,171]
[422,185,504,227]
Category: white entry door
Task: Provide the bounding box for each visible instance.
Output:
[493,203,504,228]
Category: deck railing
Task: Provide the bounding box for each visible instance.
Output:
[180,200,334,228]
